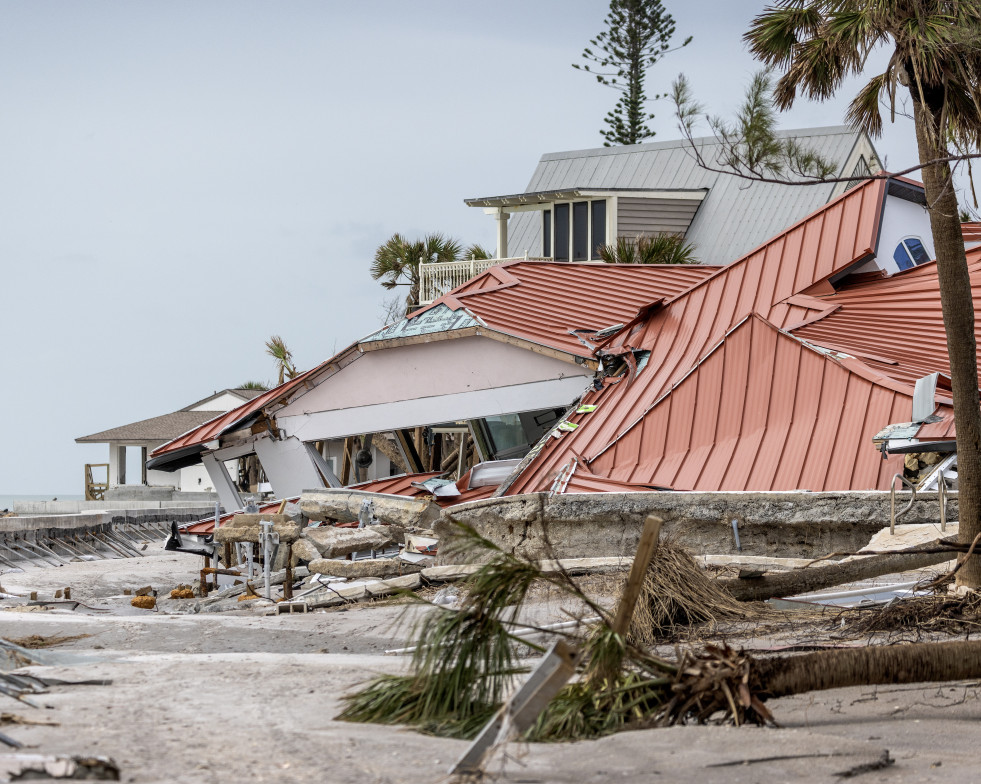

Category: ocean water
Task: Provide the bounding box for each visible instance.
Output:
[0,494,82,512]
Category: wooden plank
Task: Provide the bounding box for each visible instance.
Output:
[612,514,663,635]
[395,429,424,474]
[340,436,354,486]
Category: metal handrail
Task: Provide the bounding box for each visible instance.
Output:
[890,473,917,535]
[890,469,950,534]
[938,468,947,532]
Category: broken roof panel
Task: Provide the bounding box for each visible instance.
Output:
[583,315,910,491]
[792,247,981,389]
[503,178,893,495]
[149,365,325,462]
[371,261,717,360]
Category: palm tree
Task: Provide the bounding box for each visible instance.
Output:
[264,335,297,386]
[371,232,463,314]
[745,1,981,589]
[599,233,698,264]
[237,380,270,391]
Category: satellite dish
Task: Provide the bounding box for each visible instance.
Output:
[355,449,374,469]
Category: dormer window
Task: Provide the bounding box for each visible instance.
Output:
[893,236,930,271]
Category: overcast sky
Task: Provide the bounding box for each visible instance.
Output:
[0,1,933,495]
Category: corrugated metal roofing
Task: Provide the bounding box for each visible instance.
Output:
[504,178,894,495]
[792,247,981,389]
[585,314,911,491]
[349,472,497,506]
[962,222,981,243]
[504,127,864,266]
[410,261,717,359]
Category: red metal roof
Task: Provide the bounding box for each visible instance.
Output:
[963,222,981,243]
[182,498,297,535]
[792,247,981,390]
[349,471,496,506]
[411,261,718,359]
[505,178,891,494]
[347,472,443,496]
[917,408,957,440]
[585,314,911,491]
[150,366,325,458]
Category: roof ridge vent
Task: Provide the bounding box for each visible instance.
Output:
[912,372,940,422]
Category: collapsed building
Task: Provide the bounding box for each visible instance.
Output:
[148,127,895,508]
[150,171,966,510]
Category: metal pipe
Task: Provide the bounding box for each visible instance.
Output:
[14,538,61,567]
[261,520,273,600]
[73,533,110,559]
[731,518,742,552]
[0,539,45,567]
[939,469,948,532]
[27,537,68,565]
[93,532,134,559]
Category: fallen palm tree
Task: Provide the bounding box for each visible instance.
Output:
[339,519,981,744]
[718,536,971,603]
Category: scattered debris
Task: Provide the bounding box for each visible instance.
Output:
[0,753,119,780]
[0,714,58,727]
[169,586,195,600]
[631,540,753,644]
[130,596,156,610]
[5,635,90,650]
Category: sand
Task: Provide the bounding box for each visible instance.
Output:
[0,541,974,782]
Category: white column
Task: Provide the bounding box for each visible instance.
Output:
[108,444,127,487]
[495,209,510,259]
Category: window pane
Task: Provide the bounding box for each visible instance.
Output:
[893,243,914,271]
[572,201,589,261]
[591,200,606,258]
[904,237,930,265]
[543,210,551,258]
[554,203,569,261]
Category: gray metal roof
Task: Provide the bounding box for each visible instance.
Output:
[501,126,873,266]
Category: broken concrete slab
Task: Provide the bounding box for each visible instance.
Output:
[300,490,440,530]
[303,527,391,558]
[366,573,421,597]
[420,564,481,582]
[214,514,302,545]
[291,538,321,565]
[307,558,401,579]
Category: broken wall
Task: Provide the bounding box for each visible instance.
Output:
[436,491,956,562]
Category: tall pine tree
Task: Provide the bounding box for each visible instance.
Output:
[574,0,690,146]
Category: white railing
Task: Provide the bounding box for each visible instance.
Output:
[419,257,541,304]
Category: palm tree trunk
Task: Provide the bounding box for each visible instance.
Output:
[755,640,981,699]
[911,94,981,589]
[719,540,955,602]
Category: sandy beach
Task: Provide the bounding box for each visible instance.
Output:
[0,539,969,782]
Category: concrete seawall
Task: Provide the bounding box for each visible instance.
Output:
[435,491,956,562]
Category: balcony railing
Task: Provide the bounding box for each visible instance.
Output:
[419,257,545,305]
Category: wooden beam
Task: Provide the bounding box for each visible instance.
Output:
[394,429,424,474]
[612,514,663,636]
[340,436,355,485]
